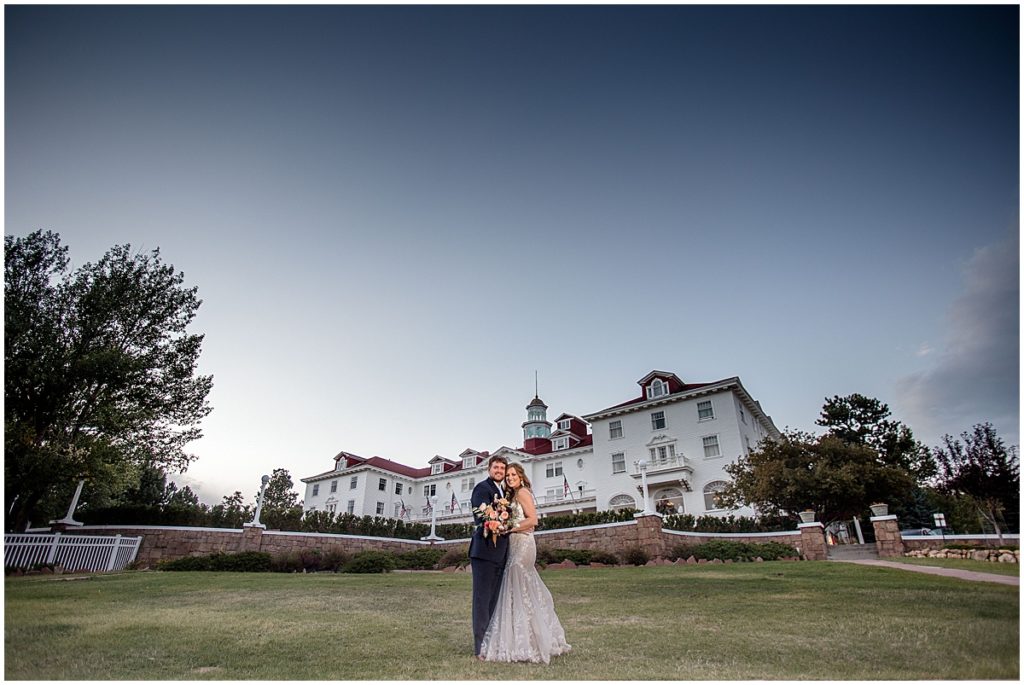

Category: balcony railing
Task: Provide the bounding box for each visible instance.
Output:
[405,489,598,522]
[631,454,693,477]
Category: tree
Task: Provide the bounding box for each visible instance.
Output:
[933,423,1019,535]
[817,393,935,480]
[719,430,915,527]
[5,231,213,531]
[258,468,303,530]
[210,491,252,528]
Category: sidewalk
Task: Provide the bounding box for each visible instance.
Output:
[834,558,1019,586]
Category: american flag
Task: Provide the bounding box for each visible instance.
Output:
[563,474,573,500]
[451,491,461,513]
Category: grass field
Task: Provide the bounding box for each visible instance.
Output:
[5,561,1019,680]
[894,557,1020,576]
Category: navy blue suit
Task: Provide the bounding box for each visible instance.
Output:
[469,477,510,655]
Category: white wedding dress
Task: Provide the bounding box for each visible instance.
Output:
[478,493,572,663]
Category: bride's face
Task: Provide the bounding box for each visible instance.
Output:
[506,470,521,488]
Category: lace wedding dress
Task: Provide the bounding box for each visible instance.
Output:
[478,493,572,663]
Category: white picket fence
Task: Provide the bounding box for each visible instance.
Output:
[4,532,143,572]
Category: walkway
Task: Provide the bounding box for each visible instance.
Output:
[834,559,1019,586]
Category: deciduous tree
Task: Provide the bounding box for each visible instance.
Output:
[5,231,213,530]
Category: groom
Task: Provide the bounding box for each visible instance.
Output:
[469,454,510,658]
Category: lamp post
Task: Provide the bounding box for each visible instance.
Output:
[52,479,86,527]
[245,474,270,529]
[421,496,443,542]
[636,459,652,514]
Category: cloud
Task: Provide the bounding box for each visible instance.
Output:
[895,230,1019,448]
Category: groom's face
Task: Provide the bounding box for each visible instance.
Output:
[489,461,506,482]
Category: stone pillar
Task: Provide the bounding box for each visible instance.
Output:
[798,522,828,560]
[239,525,264,553]
[634,513,667,558]
[871,515,903,558]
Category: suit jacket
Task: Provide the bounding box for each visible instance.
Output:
[468,477,510,562]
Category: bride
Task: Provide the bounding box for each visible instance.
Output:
[478,462,572,663]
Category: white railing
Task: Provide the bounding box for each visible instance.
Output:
[633,455,693,476]
[4,533,143,572]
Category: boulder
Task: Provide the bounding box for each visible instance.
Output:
[441,566,458,573]
[972,550,989,562]
[645,559,658,567]
[686,556,697,564]
[589,562,606,568]
[754,557,764,562]
[710,558,723,564]
[998,553,1016,564]
[724,559,734,564]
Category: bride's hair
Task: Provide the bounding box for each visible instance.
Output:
[505,462,531,498]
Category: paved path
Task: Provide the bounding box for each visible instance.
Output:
[834,559,1019,586]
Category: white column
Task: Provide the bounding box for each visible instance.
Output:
[53,480,86,526]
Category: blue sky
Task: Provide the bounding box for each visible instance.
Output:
[5,5,1019,505]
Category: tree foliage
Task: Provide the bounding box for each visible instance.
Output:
[720,430,915,526]
[932,423,1019,534]
[258,468,303,530]
[817,393,935,479]
[5,230,213,530]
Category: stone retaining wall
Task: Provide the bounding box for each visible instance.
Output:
[63,514,817,566]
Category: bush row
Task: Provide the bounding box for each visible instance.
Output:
[662,513,794,533]
[667,540,799,562]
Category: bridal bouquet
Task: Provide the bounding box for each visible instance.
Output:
[474,496,511,546]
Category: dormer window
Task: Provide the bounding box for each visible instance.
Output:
[431,463,443,475]
[647,379,668,399]
[558,419,571,430]
[552,437,569,451]
[463,457,476,469]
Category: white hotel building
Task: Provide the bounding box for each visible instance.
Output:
[300,371,781,523]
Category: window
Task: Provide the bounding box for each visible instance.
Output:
[461,477,475,492]
[331,480,338,493]
[647,379,668,399]
[431,463,443,475]
[394,503,403,518]
[376,502,385,515]
[552,437,569,451]
[378,478,387,491]
[609,420,623,439]
[463,457,475,469]
[745,436,752,453]
[611,452,626,474]
[423,484,436,497]
[395,482,403,495]
[740,407,747,424]
[326,503,336,513]
[546,462,563,478]
[558,419,571,430]
[609,494,636,511]
[312,484,319,497]
[649,444,676,465]
[651,411,666,430]
[697,400,714,421]
[703,481,728,511]
[346,500,355,514]
[546,487,565,501]
[703,435,721,458]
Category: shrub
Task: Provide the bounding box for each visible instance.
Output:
[395,547,446,570]
[589,550,620,565]
[662,513,794,533]
[437,546,469,569]
[536,509,638,531]
[548,548,594,565]
[343,550,397,574]
[269,551,304,573]
[622,547,649,566]
[159,552,271,572]
[666,540,799,562]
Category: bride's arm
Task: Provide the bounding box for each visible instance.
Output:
[510,489,539,534]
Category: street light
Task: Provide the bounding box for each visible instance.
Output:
[246,474,271,529]
[635,459,652,514]
[421,496,443,542]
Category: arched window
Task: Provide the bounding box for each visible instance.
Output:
[654,487,684,515]
[703,481,729,511]
[609,494,636,512]
[648,379,668,399]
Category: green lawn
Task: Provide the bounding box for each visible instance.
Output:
[895,557,1020,576]
[5,562,1019,680]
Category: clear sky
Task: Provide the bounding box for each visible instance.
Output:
[5,5,1019,506]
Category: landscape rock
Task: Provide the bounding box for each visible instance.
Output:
[686,555,697,564]
[754,557,764,562]
[441,566,457,573]
[998,553,1015,564]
